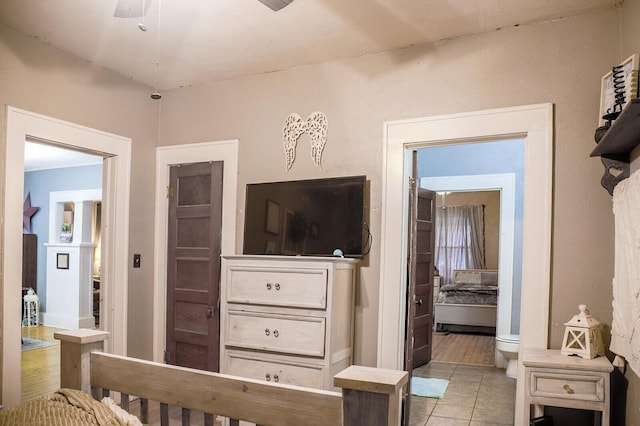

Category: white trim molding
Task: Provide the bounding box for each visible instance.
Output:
[2,106,131,407]
[378,104,553,426]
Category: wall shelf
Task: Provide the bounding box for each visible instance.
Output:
[590,98,640,195]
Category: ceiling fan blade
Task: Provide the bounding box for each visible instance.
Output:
[114,0,152,18]
[257,0,295,11]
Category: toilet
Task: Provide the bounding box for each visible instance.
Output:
[495,334,520,378]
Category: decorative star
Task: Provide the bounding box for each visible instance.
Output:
[23,192,40,233]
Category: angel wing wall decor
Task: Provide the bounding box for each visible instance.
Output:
[282,111,328,171]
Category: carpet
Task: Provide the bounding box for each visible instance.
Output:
[411,377,449,399]
[21,337,58,352]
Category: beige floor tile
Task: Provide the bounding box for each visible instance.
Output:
[449,376,483,388]
[432,403,473,420]
[424,370,455,380]
[426,416,472,426]
[480,376,515,387]
[474,395,514,411]
[411,396,437,416]
[452,365,487,375]
[438,393,476,408]
[409,396,435,426]
[476,387,516,402]
[471,406,515,425]
[411,355,515,426]
[444,383,481,398]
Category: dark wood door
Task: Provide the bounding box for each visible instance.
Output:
[403,153,436,426]
[411,186,436,367]
[166,161,223,372]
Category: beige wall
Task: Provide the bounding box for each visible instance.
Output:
[160,9,620,368]
[2,2,636,421]
[0,24,159,362]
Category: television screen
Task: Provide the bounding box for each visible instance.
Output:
[243,176,366,257]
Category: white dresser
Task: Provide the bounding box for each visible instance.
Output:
[220,255,358,391]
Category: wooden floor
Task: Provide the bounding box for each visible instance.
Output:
[21,325,61,402]
[431,331,495,365]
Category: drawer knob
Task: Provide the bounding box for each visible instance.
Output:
[266,283,272,290]
[273,374,279,383]
[265,328,270,336]
[265,373,271,381]
[273,330,279,338]
[275,283,281,291]
[563,384,575,394]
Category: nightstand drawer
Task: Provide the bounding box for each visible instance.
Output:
[227,267,327,309]
[226,351,324,388]
[529,371,605,402]
[226,311,326,357]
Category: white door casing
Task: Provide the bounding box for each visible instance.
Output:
[3,106,131,407]
[152,141,238,363]
[378,104,553,426]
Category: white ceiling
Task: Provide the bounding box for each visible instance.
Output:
[0,0,619,92]
[5,0,619,170]
[24,142,102,172]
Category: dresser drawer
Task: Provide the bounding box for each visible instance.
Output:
[529,370,605,402]
[226,351,324,388]
[226,311,326,357]
[227,267,327,309]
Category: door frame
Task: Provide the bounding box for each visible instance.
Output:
[2,106,131,406]
[152,140,238,362]
[378,103,553,425]
[420,173,516,341]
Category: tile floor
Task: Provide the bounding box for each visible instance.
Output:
[409,361,516,426]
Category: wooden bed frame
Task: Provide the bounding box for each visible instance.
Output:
[54,329,408,426]
[433,302,497,331]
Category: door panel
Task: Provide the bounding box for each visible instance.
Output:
[166,161,223,372]
[404,151,436,426]
[412,188,436,367]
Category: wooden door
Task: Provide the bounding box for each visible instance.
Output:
[166,161,223,372]
[403,154,436,425]
[411,186,436,367]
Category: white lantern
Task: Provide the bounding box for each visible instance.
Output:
[561,304,604,359]
[22,288,39,327]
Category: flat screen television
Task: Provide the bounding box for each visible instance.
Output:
[243,175,367,258]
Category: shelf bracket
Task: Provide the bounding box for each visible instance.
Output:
[599,155,630,196]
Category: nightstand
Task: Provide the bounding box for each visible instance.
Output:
[523,348,613,426]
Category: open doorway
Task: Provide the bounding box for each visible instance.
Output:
[23,142,104,324]
[430,189,501,366]
[379,104,553,424]
[420,167,520,370]
[3,107,132,407]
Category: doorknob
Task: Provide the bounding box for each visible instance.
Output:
[206,306,214,318]
[414,298,423,306]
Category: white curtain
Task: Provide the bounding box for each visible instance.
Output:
[435,205,486,284]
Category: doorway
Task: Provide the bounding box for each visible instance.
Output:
[23,145,104,330]
[428,189,500,366]
[152,141,238,363]
[3,106,131,406]
[420,172,517,343]
[378,103,553,424]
